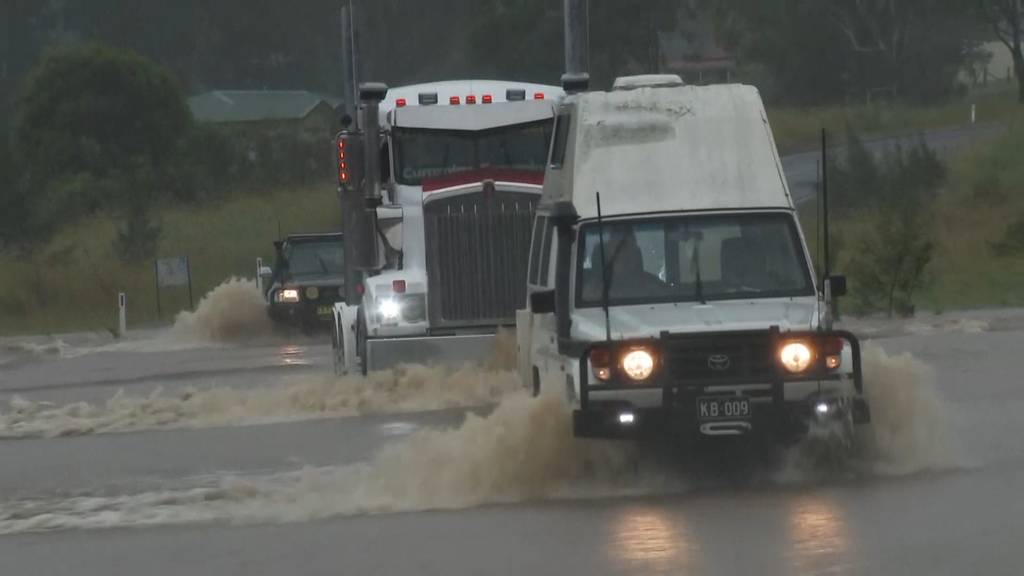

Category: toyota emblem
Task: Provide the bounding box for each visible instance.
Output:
[707,354,731,371]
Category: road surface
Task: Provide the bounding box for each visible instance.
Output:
[2,308,1024,575]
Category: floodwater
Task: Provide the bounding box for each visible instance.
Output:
[1,282,1022,575]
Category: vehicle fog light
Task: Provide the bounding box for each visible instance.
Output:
[825,355,841,370]
[618,412,636,425]
[780,342,813,373]
[594,366,612,381]
[815,401,830,416]
[305,286,319,300]
[621,349,655,381]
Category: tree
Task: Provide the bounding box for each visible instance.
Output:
[708,0,975,104]
[976,0,1024,102]
[834,134,944,317]
[12,44,190,241]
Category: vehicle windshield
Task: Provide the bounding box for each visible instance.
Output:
[282,239,344,277]
[576,213,813,307]
[394,120,552,185]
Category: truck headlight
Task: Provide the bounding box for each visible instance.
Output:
[779,341,813,373]
[621,348,655,381]
[276,288,300,303]
[378,298,402,320]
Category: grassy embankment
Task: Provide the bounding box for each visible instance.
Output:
[769,86,1019,154]
[0,184,339,335]
[799,110,1024,315]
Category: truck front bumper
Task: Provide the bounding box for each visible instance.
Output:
[364,332,502,372]
[571,329,869,443]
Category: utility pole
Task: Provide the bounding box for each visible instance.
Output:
[339,0,358,119]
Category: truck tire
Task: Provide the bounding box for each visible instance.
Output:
[356,308,368,377]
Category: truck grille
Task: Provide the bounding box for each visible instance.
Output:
[664,333,775,383]
[424,190,538,328]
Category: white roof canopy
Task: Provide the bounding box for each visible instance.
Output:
[548,84,794,219]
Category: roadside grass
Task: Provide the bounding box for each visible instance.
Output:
[0,184,339,335]
[801,110,1024,315]
[769,85,1019,154]
[917,113,1024,312]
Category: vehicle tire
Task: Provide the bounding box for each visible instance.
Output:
[531,367,541,398]
[356,308,368,377]
[330,320,342,376]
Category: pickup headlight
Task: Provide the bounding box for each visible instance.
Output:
[275,288,300,303]
[779,341,813,373]
[621,348,655,381]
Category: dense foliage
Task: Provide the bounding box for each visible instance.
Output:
[829,133,946,316]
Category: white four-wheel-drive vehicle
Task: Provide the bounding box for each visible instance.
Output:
[332,80,563,374]
[516,75,870,445]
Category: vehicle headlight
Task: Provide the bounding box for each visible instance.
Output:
[779,341,813,373]
[276,288,300,303]
[305,286,319,300]
[378,298,401,320]
[621,348,655,381]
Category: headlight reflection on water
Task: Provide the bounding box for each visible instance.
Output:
[610,507,690,572]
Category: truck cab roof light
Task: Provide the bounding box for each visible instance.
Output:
[506,88,526,101]
[396,98,407,107]
[534,92,545,100]
[449,95,461,105]
[466,95,477,104]
[482,94,493,104]
[418,92,438,105]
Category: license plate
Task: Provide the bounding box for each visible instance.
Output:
[316,305,333,316]
[697,396,751,421]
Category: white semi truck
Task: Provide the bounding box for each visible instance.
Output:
[517,75,870,446]
[332,80,564,373]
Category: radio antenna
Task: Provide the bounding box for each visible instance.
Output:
[596,191,612,342]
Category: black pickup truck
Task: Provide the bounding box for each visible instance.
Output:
[264,233,345,332]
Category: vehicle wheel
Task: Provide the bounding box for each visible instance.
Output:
[531,367,541,398]
[356,308,368,377]
[330,321,342,376]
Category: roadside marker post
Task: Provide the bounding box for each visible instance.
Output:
[971,104,976,125]
[118,292,127,337]
[256,257,264,294]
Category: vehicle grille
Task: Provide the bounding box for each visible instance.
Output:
[424,190,538,328]
[663,332,775,383]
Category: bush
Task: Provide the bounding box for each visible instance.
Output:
[847,203,935,317]
[832,132,944,316]
[990,215,1024,257]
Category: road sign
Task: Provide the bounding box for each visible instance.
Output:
[156,256,190,287]
[154,256,194,318]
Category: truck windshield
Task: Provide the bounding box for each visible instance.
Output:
[394,120,551,185]
[283,240,344,277]
[576,213,814,307]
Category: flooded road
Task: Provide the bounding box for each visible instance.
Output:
[1,305,1023,575]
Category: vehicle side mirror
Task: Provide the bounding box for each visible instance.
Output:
[530,289,556,314]
[259,266,273,278]
[827,274,847,297]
